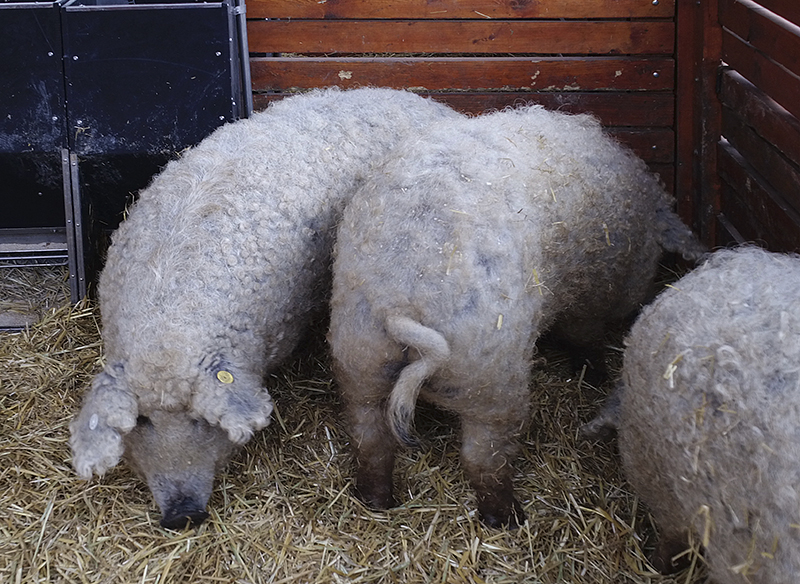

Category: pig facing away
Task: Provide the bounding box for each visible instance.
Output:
[329,105,704,528]
[69,88,462,529]
[604,246,800,582]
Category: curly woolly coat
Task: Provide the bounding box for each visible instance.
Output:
[615,246,800,582]
[329,105,705,527]
[68,88,462,527]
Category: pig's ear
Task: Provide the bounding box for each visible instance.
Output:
[192,362,274,445]
[69,365,138,479]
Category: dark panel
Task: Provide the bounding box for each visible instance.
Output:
[0,2,67,153]
[0,152,65,228]
[75,154,170,231]
[0,1,67,229]
[62,2,238,155]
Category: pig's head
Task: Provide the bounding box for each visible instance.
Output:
[124,409,238,529]
[69,360,274,528]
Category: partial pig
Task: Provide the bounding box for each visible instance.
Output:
[329,105,704,528]
[591,246,800,582]
[69,88,462,529]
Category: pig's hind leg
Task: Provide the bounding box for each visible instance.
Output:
[459,392,529,529]
[335,357,403,510]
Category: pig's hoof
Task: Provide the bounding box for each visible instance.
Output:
[479,497,525,529]
[355,484,396,511]
[650,536,691,574]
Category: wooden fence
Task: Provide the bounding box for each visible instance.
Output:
[245,0,800,252]
[714,0,800,250]
[246,0,678,195]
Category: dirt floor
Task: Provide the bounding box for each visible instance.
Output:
[0,265,709,584]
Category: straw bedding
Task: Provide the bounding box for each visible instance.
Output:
[0,266,708,583]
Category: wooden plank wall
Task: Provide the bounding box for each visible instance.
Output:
[246,0,677,193]
[714,0,800,251]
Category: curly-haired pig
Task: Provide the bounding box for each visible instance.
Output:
[69,87,462,529]
[585,246,800,582]
[328,104,705,528]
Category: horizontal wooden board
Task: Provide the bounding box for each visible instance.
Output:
[722,106,800,214]
[722,28,800,121]
[250,57,674,92]
[749,0,800,27]
[611,128,675,164]
[252,91,675,126]
[720,0,800,78]
[718,70,800,170]
[247,20,674,55]
[718,140,800,251]
[246,0,675,20]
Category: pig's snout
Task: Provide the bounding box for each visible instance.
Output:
[159,496,210,529]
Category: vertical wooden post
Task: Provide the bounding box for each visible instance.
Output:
[675,0,722,246]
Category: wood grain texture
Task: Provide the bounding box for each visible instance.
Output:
[250,57,674,92]
[745,0,800,27]
[720,0,800,78]
[246,0,675,20]
[718,70,800,170]
[247,20,675,55]
[722,28,800,121]
[722,107,800,214]
[718,140,800,251]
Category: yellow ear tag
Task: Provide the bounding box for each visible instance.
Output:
[216,370,234,384]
